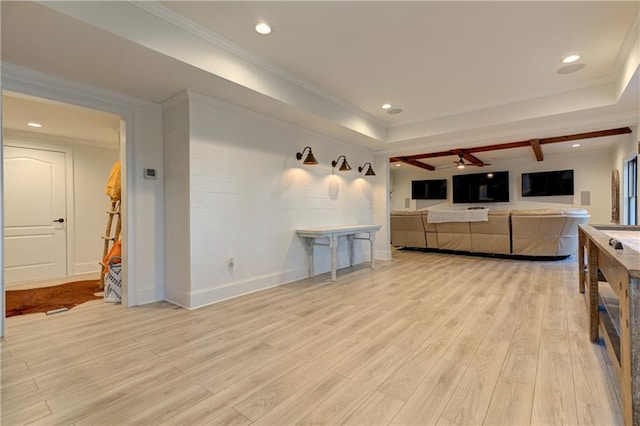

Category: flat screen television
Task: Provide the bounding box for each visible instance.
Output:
[452,171,509,203]
[522,169,574,197]
[411,179,447,200]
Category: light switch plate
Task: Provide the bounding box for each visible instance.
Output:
[143,168,157,180]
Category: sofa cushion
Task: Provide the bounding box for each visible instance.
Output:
[434,222,471,251]
[390,211,427,248]
[469,210,511,254]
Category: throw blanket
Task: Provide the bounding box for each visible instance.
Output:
[427,209,489,223]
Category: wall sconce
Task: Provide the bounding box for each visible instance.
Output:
[331,155,352,172]
[295,146,318,165]
[358,162,376,176]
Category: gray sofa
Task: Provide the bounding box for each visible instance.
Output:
[391,208,590,257]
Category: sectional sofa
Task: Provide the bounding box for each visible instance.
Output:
[390,208,590,257]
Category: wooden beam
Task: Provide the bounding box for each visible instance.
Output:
[530,139,543,161]
[399,149,456,161]
[539,127,632,144]
[394,157,435,171]
[388,127,632,165]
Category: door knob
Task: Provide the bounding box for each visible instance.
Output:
[53,218,65,223]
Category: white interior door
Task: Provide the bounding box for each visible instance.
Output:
[4,145,67,284]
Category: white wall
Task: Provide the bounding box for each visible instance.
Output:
[391,149,614,223]
[164,91,376,309]
[70,143,119,273]
[163,94,191,306]
[3,132,118,276]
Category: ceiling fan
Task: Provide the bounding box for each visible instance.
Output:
[440,154,492,170]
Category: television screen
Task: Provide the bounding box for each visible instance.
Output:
[452,171,509,203]
[412,179,447,200]
[522,169,574,197]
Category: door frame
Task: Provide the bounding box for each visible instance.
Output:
[1,64,142,337]
[3,141,76,280]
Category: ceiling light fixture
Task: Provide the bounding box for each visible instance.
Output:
[27,122,43,128]
[456,156,466,169]
[331,155,352,172]
[255,22,272,35]
[572,143,581,147]
[562,54,580,64]
[381,104,391,110]
[295,146,318,165]
[358,162,376,176]
[557,63,586,75]
[395,163,401,167]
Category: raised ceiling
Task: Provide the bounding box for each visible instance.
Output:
[1,1,638,158]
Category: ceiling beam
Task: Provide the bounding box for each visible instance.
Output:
[390,127,632,168]
[390,157,435,171]
[539,128,631,144]
[530,139,543,161]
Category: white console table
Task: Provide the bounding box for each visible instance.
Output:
[296,225,381,281]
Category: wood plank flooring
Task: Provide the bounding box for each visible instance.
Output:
[1,249,622,425]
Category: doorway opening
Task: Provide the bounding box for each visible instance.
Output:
[2,91,124,318]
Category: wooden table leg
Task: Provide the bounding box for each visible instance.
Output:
[306,238,314,278]
[330,235,337,281]
[348,235,355,267]
[588,239,599,342]
[578,229,586,293]
[624,275,639,424]
[370,232,376,269]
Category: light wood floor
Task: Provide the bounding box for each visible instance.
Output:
[1,249,622,425]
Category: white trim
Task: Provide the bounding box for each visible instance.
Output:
[2,62,160,112]
[614,15,640,81]
[188,268,306,310]
[2,141,77,279]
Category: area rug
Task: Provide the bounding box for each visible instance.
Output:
[6,280,102,317]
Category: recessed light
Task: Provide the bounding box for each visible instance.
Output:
[382,104,392,110]
[557,63,585,75]
[387,108,403,115]
[255,23,272,35]
[27,122,43,128]
[395,163,401,167]
[562,54,580,64]
[572,143,581,147]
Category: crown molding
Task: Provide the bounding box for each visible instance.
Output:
[2,62,161,113]
[614,14,640,80]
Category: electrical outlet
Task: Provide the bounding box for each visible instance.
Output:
[227,257,235,267]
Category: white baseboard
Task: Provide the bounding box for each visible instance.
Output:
[188,267,307,309]
[164,286,191,309]
[375,248,392,261]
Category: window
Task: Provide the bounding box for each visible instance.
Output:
[626,156,637,225]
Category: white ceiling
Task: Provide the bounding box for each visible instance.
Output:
[3,92,120,147]
[1,1,638,161]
